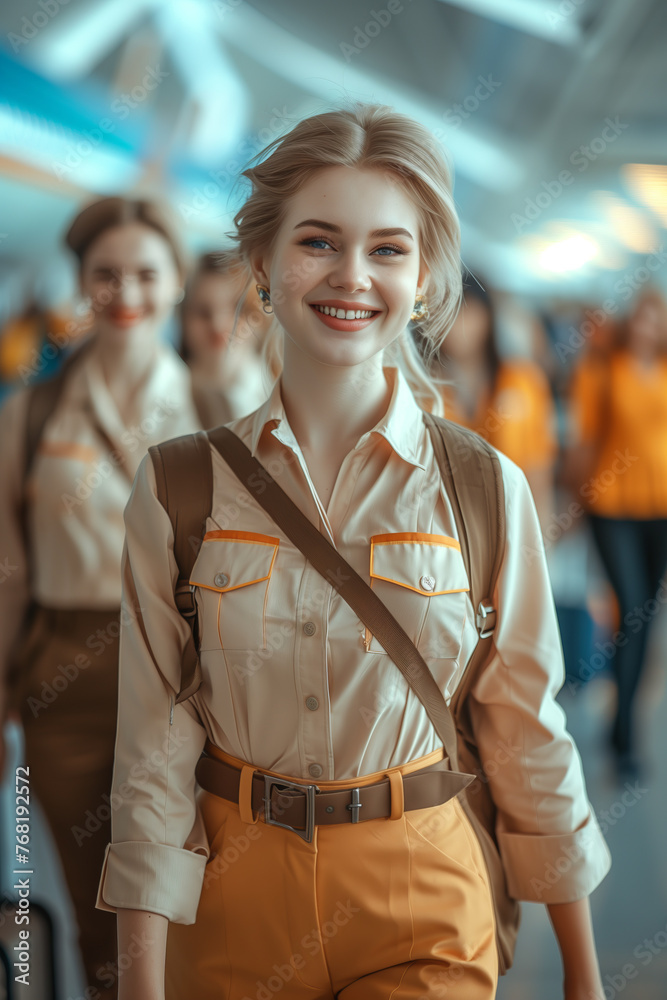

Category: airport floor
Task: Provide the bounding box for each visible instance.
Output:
[2,615,666,999]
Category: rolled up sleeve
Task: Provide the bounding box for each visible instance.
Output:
[95,453,209,924]
[467,451,612,904]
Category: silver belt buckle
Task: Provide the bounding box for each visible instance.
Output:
[263,775,320,842]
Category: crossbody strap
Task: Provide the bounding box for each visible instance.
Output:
[207,425,465,772]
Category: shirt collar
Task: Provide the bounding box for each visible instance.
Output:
[80,343,192,445]
[248,365,427,471]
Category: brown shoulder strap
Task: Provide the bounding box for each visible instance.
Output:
[421,413,506,713]
[148,431,213,704]
[207,424,467,774]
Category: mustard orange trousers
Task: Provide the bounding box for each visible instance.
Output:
[165,743,498,999]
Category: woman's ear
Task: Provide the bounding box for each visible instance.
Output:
[249,251,270,288]
[417,261,430,297]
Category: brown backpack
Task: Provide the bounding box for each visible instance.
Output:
[148,412,521,975]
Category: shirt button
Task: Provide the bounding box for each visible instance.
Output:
[214,572,229,588]
[420,574,436,592]
[305,696,319,711]
[308,763,323,778]
[303,621,317,636]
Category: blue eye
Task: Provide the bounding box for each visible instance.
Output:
[302,238,333,250]
[373,245,405,256]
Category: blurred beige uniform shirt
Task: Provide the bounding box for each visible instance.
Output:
[95,365,611,924]
[0,344,202,698]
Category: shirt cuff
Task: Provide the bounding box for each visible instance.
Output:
[95,840,209,924]
[497,809,612,903]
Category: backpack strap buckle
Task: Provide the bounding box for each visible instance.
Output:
[476,600,497,639]
[175,581,197,618]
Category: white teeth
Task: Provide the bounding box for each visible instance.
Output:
[313,305,375,320]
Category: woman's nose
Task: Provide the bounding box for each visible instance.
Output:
[328,250,372,293]
[114,274,144,308]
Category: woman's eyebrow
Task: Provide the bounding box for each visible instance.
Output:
[293,219,414,240]
[294,219,341,232]
[371,227,415,240]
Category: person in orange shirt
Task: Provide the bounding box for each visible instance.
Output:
[96,106,609,1000]
[567,288,667,779]
[436,281,557,528]
[180,250,271,426]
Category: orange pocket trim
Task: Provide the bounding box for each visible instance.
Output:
[370,532,461,550]
[369,533,468,596]
[191,533,279,593]
[38,441,100,463]
[203,530,281,546]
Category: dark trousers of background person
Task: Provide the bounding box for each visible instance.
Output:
[588,515,667,764]
[11,606,120,999]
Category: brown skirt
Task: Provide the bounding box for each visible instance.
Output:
[12,605,121,999]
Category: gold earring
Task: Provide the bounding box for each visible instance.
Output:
[256,284,273,315]
[410,293,429,323]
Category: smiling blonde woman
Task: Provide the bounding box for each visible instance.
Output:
[94,106,611,1000]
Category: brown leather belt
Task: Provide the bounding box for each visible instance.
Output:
[194,752,476,843]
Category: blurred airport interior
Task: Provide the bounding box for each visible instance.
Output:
[1,1,667,997]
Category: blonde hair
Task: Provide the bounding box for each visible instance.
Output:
[231,104,463,414]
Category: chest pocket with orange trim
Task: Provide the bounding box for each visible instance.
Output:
[365,533,469,659]
[189,530,280,651]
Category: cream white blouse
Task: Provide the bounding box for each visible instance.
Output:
[0,344,202,702]
[95,364,612,924]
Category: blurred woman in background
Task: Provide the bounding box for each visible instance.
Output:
[0,196,203,998]
[436,280,557,528]
[566,287,667,780]
[180,250,269,426]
